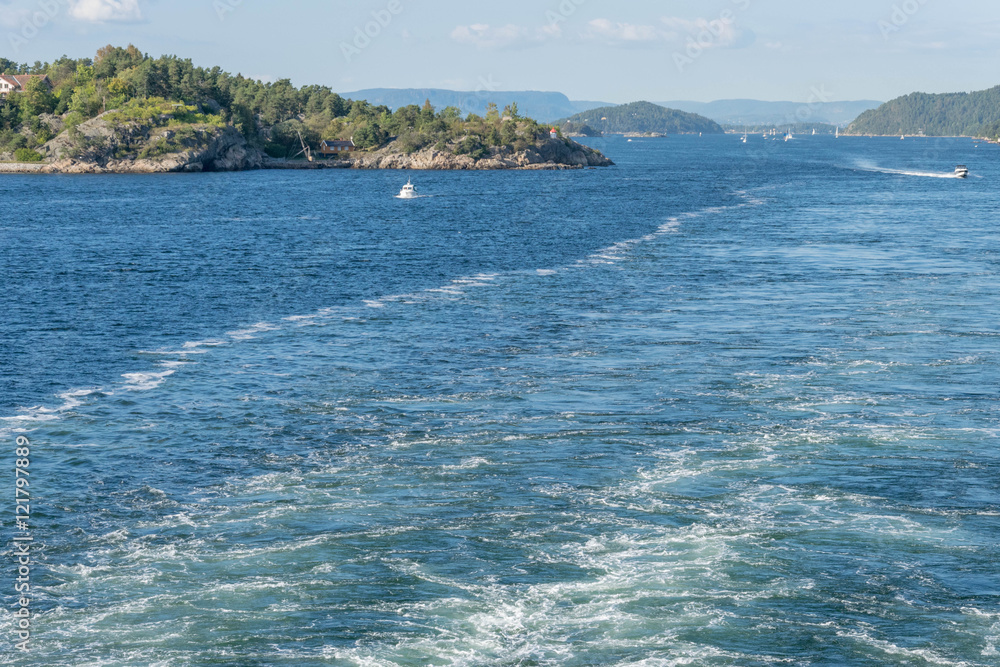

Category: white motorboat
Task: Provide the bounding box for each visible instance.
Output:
[955,165,969,178]
[397,178,417,199]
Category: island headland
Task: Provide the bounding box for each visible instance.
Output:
[0,45,612,174]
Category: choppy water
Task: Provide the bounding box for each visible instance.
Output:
[2,136,999,666]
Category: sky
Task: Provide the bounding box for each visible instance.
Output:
[1,0,997,103]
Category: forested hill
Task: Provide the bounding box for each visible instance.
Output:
[557,101,725,135]
[847,86,1000,137]
[0,45,600,166]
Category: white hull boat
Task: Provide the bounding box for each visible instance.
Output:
[397,178,418,199]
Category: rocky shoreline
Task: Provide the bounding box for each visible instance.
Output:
[0,116,613,174]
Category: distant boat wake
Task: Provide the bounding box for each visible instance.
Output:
[853,160,964,179]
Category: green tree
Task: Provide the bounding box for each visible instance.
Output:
[18,78,56,123]
[485,102,500,123]
[485,125,502,147]
[500,120,517,145]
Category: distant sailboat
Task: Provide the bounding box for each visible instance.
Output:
[785,129,793,142]
[835,127,839,139]
[741,126,747,143]
[812,129,816,135]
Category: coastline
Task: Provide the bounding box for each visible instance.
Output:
[0,140,613,174]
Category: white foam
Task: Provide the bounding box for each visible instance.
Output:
[183,339,227,349]
[227,322,279,341]
[157,360,193,369]
[854,160,965,179]
[121,370,175,391]
[837,630,973,666]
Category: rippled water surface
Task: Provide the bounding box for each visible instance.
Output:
[2,136,999,666]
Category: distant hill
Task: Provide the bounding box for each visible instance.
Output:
[340,89,611,123]
[847,86,1000,137]
[659,99,882,127]
[557,102,724,135]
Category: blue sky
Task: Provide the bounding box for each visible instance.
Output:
[1,0,996,103]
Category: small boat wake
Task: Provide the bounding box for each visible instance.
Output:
[854,159,968,179]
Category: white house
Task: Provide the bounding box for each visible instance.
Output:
[0,74,52,99]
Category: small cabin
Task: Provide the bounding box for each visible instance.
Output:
[549,128,559,139]
[318,139,356,157]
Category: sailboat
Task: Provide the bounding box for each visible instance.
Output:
[812,129,816,135]
[835,127,839,139]
[741,126,747,143]
[785,128,794,142]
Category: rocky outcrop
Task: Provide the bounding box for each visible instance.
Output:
[346,137,613,170]
[2,122,611,174]
[0,162,45,173]
[37,114,263,173]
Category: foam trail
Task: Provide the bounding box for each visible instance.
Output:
[854,159,964,179]
[121,370,175,391]
[0,193,765,432]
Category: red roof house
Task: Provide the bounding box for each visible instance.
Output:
[0,74,53,99]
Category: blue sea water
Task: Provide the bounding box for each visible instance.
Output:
[2,136,999,666]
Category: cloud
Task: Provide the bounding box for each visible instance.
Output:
[583,19,662,43]
[450,23,558,50]
[450,14,754,51]
[68,0,143,23]
[661,17,744,48]
[583,16,753,49]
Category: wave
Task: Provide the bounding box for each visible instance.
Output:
[1,192,762,431]
[853,159,966,179]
